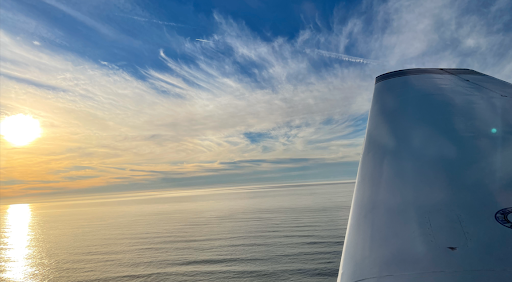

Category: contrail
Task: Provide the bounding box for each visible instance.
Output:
[195,39,212,43]
[305,49,379,64]
[115,14,190,27]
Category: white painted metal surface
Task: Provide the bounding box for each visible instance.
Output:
[338,69,512,282]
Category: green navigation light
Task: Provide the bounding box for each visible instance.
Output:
[491,128,497,134]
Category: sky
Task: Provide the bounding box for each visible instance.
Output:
[1,0,511,203]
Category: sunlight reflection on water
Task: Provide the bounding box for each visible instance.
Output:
[1,204,33,281]
[0,183,351,281]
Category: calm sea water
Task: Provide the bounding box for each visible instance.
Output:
[0,182,354,282]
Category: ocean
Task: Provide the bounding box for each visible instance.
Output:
[0,182,354,281]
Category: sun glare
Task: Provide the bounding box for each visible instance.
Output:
[0,114,42,146]
[2,204,33,281]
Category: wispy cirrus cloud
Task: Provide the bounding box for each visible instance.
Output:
[0,0,511,201]
[305,49,379,64]
[115,14,191,27]
[43,0,120,38]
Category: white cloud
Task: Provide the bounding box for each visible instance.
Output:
[305,49,379,64]
[0,0,511,197]
[43,0,117,38]
[116,14,187,27]
[0,25,369,193]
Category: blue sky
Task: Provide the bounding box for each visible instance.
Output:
[1,0,511,203]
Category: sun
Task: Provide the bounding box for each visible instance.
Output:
[0,114,42,146]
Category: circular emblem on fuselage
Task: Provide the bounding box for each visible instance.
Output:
[495,207,512,229]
